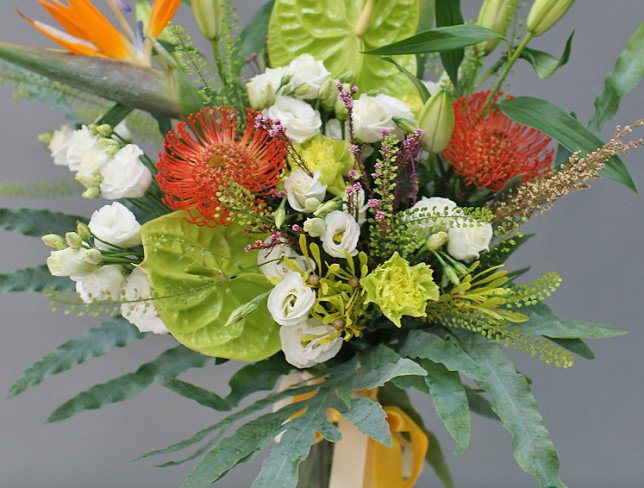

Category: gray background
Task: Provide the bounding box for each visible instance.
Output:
[1,2,643,487]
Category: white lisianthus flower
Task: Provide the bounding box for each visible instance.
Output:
[246,66,286,109]
[121,267,169,334]
[264,96,321,143]
[286,54,330,100]
[353,94,416,143]
[280,319,343,369]
[73,265,125,304]
[65,126,102,172]
[49,125,75,166]
[324,118,344,140]
[89,202,142,250]
[76,145,112,182]
[267,271,316,326]
[46,247,98,277]
[284,170,327,213]
[405,197,459,232]
[100,144,151,199]
[257,243,313,283]
[322,211,360,258]
[447,222,494,262]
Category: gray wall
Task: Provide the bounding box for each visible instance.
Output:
[1,2,642,487]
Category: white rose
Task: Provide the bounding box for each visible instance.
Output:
[65,126,102,172]
[246,66,286,109]
[286,54,330,100]
[49,125,75,166]
[447,222,493,262]
[322,211,360,258]
[46,247,98,277]
[89,202,142,250]
[73,265,125,304]
[100,144,151,199]
[257,243,312,283]
[267,271,316,326]
[405,197,459,232]
[353,94,416,143]
[280,319,343,369]
[121,267,169,334]
[284,170,327,213]
[265,96,321,144]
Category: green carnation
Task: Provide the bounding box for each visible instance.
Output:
[292,135,353,197]
[361,252,439,327]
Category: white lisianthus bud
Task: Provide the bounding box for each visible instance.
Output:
[447,222,494,262]
[84,249,103,265]
[247,66,287,109]
[284,170,327,213]
[192,0,223,40]
[313,198,342,218]
[73,265,125,304]
[426,231,448,251]
[475,0,518,56]
[324,118,344,140]
[65,232,83,249]
[46,247,98,277]
[121,267,169,334]
[65,126,103,172]
[89,202,142,250]
[280,319,343,369]
[48,125,75,166]
[353,94,416,143]
[405,197,459,233]
[42,234,67,250]
[319,78,340,111]
[267,271,316,326]
[526,0,575,37]
[264,96,321,143]
[418,91,454,154]
[257,243,313,283]
[285,54,330,100]
[321,211,360,258]
[303,217,326,237]
[100,144,151,199]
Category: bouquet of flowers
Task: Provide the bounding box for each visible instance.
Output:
[1,0,642,486]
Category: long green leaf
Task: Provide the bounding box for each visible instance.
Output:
[380,56,431,102]
[365,25,502,56]
[0,265,73,293]
[550,338,595,360]
[435,0,464,87]
[497,96,637,193]
[96,103,133,127]
[521,303,625,339]
[421,359,470,454]
[589,22,644,132]
[7,317,143,398]
[239,0,275,60]
[0,208,84,237]
[519,31,574,80]
[47,346,208,422]
[155,377,233,411]
[454,331,566,488]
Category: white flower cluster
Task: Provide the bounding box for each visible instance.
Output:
[48,123,151,199]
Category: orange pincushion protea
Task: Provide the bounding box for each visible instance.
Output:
[443,91,554,191]
[157,107,287,226]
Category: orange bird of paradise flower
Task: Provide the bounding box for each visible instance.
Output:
[20,0,181,66]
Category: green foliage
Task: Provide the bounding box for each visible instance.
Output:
[269,0,419,98]
[519,31,574,79]
[0,179,82,199]
[48,346,208,423]
[497,96,638,193]
[434,0,464,88]
[239,1,275,60]
[589,22,644,132]
[380,56,431,102]
[520,303,626,339]
[0,208,84,237]
[141,211,281,361]
[0,265,73,293]
[7,317,143,398]
[549,338,595,360]
[463,386,498,421]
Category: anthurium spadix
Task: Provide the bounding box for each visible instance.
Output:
[0,41,202,118]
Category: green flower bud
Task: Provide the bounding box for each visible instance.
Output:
[475,0,517,56]
[303,217,326,237]
[42,234,67,250]
[65,232,83,249]
[313,198,342,218]
[84,249,103,265]
[304,197,322,213]
[95,124,113,138]
[37,132,53,144]
[526,0,575,37]
[75,172,102,190]
[76,222,92,242]
[319,78,340,111]
[394,117,417,134]
[425,231,448,251]
[82,186,101,199]
[192,0,224,41]
[444,266,461,286]
[418,91,454,154]
[246,82,276,110]
[274,203,286,229]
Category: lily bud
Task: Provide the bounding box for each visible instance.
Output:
[65,232,83,249]
[526,0,575,37]
[425,231,448,251]
[192,0,224,41]
[418,91,454,154]
[475,0,517,56]
[42,234,67,250]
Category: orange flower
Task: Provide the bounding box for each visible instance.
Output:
[21,0,180,66]
[157,107,287,227]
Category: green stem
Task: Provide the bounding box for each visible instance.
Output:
[486,32,533,105]
[212,40,228,87]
